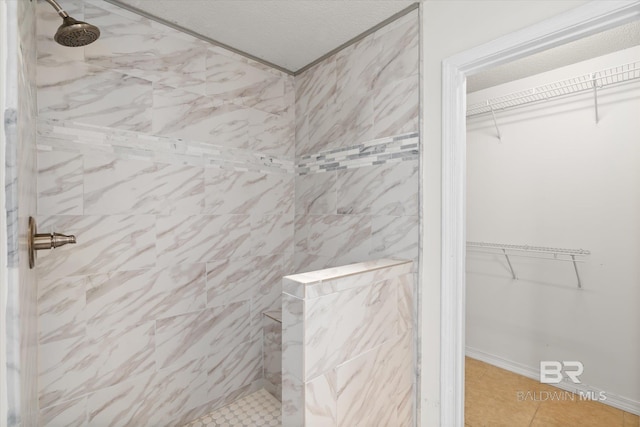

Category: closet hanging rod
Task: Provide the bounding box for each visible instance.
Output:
[466,241,590,288]
[468,252,586,263]
[466,60,640,117]
[466,241,590,256]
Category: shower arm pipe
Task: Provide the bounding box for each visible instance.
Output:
[45,0,69,18]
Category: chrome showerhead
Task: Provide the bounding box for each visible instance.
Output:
[45,0,100,47]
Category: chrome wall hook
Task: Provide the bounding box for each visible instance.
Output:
[28,216,77,269]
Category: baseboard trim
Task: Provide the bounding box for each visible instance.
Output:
[465,346,640,416]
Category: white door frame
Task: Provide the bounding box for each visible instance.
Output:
[439,1,640,425]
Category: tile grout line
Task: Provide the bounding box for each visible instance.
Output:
[528,400,542,427]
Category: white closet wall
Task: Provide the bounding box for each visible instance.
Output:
[466,45,640,411]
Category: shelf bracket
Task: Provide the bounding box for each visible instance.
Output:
[592,73,599,124]
[502,249,516,279]
[571,255,582,289]
[488,102,502,141]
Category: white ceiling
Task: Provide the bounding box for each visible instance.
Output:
[468,20,640,92]
[109,0,416,74]
[102,1,639,84]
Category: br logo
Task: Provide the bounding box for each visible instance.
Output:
[540,361,584,384]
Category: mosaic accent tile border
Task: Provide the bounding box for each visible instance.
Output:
[38,120,419,176]
[37,119,294,175]
[296,132,419,175]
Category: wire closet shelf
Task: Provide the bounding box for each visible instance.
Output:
[466,241,591,288]
[466,60,640,117]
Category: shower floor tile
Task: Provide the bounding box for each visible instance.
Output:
[184,389,281,427]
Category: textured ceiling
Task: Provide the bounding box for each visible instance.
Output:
[102,1,639,84]
[109,0,416,73]
[468,20,640,92]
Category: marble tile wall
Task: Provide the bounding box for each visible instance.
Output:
[282,259,414,426]
[262,311,283,401]
[35,1,293,425]
[290,12,419,425]
[293,10,419,275]
[35,1,419,425]
[4,0,39,425]
[295,11,419,158]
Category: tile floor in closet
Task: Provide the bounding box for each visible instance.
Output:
[183,357,640,426]
[466,357,639,427]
